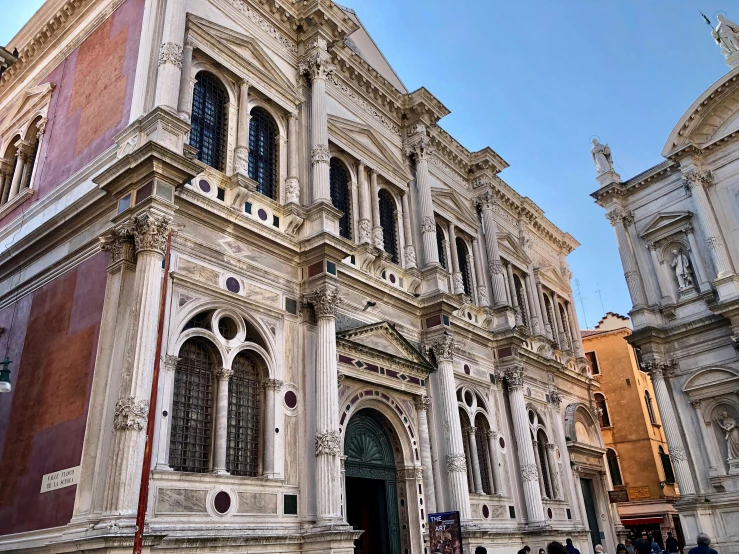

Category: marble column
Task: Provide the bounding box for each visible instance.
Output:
[644,362,696,496]
[473,238,489,307]
[104,211,171,516]
[648,242,675,304]
[306,284,342,523]
[176,41,194,121]
[212,368,233,474]
[356,162,371,244]
[525,270,543,335]
[683,169,734,278]
[506,263,523,326]
[486,430,503,495]
[406,133,439,267]
[285,113,300,204]
[690,399,725,477]
[535,272,553,339]
[300,38,334,204]
[546,443,560,499]
[466,427,484,494]
[430,334,470,518]
[370,169,384,249]
[154,0,186,111]
[0,162,13,204]
[402,192,418,269]
[566,301,583,357]
[263,378,282,477]
[685,224,711,292]
[448,224,464,294]
[476,190,508,307]
[234,80,251,175]
[533,440,548,499]
[505,365,545,522]
[415,395,437,513]
[7,146,28,201]
[552,293,569,351]
[606,209,648,308]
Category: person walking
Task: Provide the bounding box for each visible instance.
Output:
[625,539,635,554]
[634,539,654,554]
[616,544,628,554]
[596,545,608,554]
[548,542,568,554]
[650,533,662,554]
[665,532,679,554]
[688,533,718,554]
[539,549,546,554]
[517,546,531,554]
[565,538,581,554]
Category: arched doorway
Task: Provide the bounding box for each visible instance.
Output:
[344,409,401,554]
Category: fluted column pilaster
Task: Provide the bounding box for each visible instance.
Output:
[406,131,439,267]
[176,41,193,121]
[306,284,342,523]
[506,262,523,326]
[473,238,489,306]
[415,395,437,513]
[402,192,418,269]
[606,208,648,307]
[525,270,542,335]
[154,0,186,111]
[486,430,503,495]
[505,365,545,522]
[475,191,508,307]
[430,334,470,518]
[534,271,553,339]
[644,362,696,496]
[466,427,484,494]
[263,378,282,477]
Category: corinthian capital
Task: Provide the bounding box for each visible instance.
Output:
[504,365,525,389]
[430,333,454,363]
[681,167,712,190]
[305,284,341,318]
[414,395,431,411]
[100,227,135,265]
[298,38,335,81]
[405,135,434,162]
[113,396,149,431]
[131,211,171,255]
[605,209,625,227]
[474,189,497,211]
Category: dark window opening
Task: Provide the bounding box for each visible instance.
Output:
[595,393,611,427]
[456,237,472,296]
[378,189,398,263]
[248,106,278,199]
[190,72,228,171]
[586,351,600,375]
[227,352,261,476]
[329,158,351,239]
[607,449,623,486]
[436,224,447,269]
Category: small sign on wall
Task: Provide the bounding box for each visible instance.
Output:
[627,486,651,500]
[40,466,80,493]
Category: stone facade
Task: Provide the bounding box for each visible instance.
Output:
[592,44,739,552]
[581,313,680,548]
[0,1,617,553]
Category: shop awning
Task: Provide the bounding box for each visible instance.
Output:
[621,517,665,526]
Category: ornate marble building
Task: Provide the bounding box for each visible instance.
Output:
[0,1,617,553]
[591,14,739,552]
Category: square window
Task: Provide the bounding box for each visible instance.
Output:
[509,506,516,519]
[327,261,337,275]
[442,315,450,326]
[245,202,252,214]
[273,215,280,227]
[285,298,298,315]
[284,494,298,515]
[216,187,226,201]
[118,193,131,213]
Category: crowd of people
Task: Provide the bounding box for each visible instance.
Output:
[472,531,718,554]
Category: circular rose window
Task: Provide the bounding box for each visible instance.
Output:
[218,316,238,340]
[225,277,240,293]
[284,390,298,409]
[198,179,211,193]
[214,491,231,514]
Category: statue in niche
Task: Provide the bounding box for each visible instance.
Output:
[711,14,739,54]
[714,407,739,459]
[670,248,694,290]
[591,138,615,175]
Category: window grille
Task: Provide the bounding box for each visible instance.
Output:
[378,189,398,263]
[645,390,657,425]
[536,430,552,499]
[456,238,472,296]
[595,393,611,427]
[436,225,447,269]
[475,416,492,495]
[460,410,474,493]
[248,107,278,199]
[24,134,40,189]
[514,275,529,326]
[227,352,261,476]
[169,339,214,473]
[329,158,351,239]
[190,72,228,171]
[607,449,623,486]
[558,304,570,348]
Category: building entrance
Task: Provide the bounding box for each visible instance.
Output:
[344,409,401,554]
[581,478,602,549]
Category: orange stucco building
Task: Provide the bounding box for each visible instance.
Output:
[582,313,682,549]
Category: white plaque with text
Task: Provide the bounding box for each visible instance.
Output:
[40,466,80,493]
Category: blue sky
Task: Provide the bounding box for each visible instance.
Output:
[0,1,732,328]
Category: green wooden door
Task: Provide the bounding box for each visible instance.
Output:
[345,410,401,554]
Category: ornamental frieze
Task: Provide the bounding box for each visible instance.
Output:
[446,453,467,473]
[113,396,149,431]
[315,430,341,456]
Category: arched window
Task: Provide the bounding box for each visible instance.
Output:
[558,304,571,349]
[436,224,447,269]
[169,338,215,473]
[190,72,228,171]
[536,429,553,499]
[513,275,529,326]
[659,446,675,484]
[456,237,472,296]
[248,107,278,199]
[378,189,398,263]
[607,448,623,486]
[475,414,493,495]
[459,409,474,493]
[544,294,555,331]
[595,393,611,427]
[329,158,351,239]
[227,351,261,476]
[645,390,657,425]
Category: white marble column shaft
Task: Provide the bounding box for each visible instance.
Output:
[212,369,232,474]
[263,379,281,477]
[415,396,437,513]
[448,224,464,294]
[8,149,27,201]
[466,427,484,494]
[370,169,384,249]
[154,0,186,111]
[285,113,300,204]
[402,192,418,269]
[533,440,548,499]
[546,443,560,499]
[486,430,503,495]
[233,80,250,175]
[607,209,648,307]
[476,192,508,307]
[473,238,489,307]
[176,42,193,120]
[535,273,553,339]
[408,136,439,267]
[525,270,543,335]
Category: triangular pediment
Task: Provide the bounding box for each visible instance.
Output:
[336,321,433,371]
[328,115,410,184]
[538,265,571,295]
[431,188,479,231]
[638,211,692,240]
[187,16,299,106]
[497,232,532,266]
[0,83,54,146]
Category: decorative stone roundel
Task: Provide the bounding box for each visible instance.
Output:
[257,208,268,221]
[463,364,471,375]
[214,491,231,514]
[547,507,553,519]
[284,390,297,409]
[482,505,490,519]
[499,436,505,449]
[198,179,211,193]
[225,277,240,294]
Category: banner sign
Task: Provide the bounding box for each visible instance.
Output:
[428,511,462,554]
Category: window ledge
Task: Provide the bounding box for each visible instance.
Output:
[151,468,291,488]
[0,188,34,221]
[651,423,662,428]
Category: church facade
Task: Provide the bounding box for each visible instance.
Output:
[0,1,618,553]
[591,16,739,552]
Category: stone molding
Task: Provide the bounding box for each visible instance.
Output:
[520,463,539,482]
[131,212,172,255]
[504,365,525,389]
[430,333,454,363]
[305,284,341,318]
[158,42,183,68]
[263,378,284,391]
[113,396,149,431]
[315,430,341,456]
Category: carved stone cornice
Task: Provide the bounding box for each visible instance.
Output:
[130,212,171,255]
[305,284,341,318]
[113,396,149,431]
[430,333,454,364]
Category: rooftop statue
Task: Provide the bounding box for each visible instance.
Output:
[709,14,739,54]
[590,138,614,175]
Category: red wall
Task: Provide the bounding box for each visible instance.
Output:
[0,0,145,227]
[0,253,108,534]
